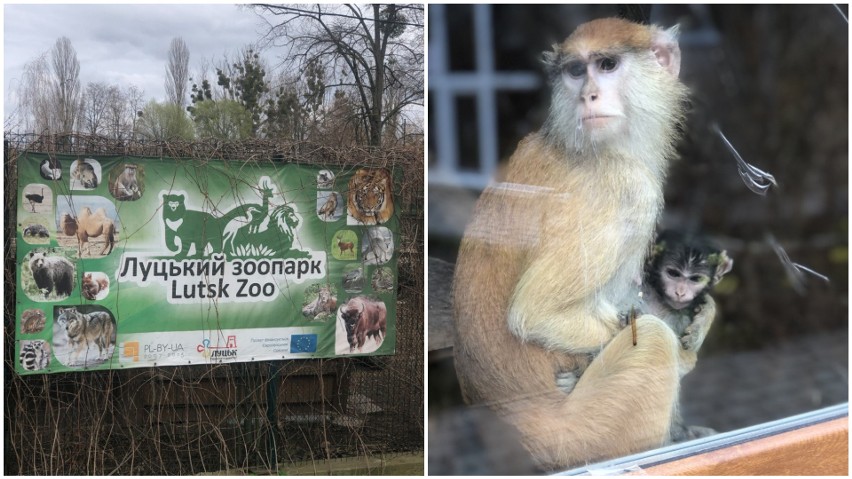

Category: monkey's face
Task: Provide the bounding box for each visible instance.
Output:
[560,54,629,142]
[660,264,711,310]
[542,18,687,155]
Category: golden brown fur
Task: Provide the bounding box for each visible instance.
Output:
[63,207,116,256]
[347,168,393,224]
[452,18,701,470]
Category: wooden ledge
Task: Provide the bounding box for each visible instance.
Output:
[560,404,849,476]
[635,416,848,476]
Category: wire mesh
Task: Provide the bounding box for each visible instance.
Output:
[4,132,424,475]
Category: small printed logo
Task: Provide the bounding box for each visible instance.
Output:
[122,341,140,362]
[290,334,318,353]
[197,335,238,360]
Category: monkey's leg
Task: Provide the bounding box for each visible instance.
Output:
[510,315,680,470]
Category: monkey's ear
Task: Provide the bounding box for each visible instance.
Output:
[541,48,558,67]
[651,24,682,78]
[713,251,734,284]
[541,48,561,77]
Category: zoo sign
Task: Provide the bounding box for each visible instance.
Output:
[15,153,400,375]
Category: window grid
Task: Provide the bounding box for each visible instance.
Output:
[429,4,541,190]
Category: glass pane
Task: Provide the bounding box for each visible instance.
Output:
[455,95,480,172]
[447,4,476,72]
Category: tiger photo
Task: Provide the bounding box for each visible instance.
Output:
[347,168,393,225]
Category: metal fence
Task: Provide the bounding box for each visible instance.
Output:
[4,132,424,475]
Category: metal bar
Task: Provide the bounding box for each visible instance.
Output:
[557,402,849,475]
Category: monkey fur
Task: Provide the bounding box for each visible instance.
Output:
[642,230,733,375]
[453,18,701,469]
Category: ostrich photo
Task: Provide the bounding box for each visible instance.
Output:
[25,188,45,213]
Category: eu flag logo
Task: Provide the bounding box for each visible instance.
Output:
[290,334,318,353]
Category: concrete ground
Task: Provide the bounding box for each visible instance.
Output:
[680,330,848,432]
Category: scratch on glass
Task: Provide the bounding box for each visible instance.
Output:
[833,4,848,23]
[767,234,830,294]
[712,123,778,195]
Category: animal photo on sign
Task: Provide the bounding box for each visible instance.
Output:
[108,163,145,201]
[332,230,358,261]
[20,218,52,245]
[335,296,387,355]
[81,272,110,301]
[342,264,364,293]
[39,157,62,181]
[301,283,339,321]
[371,266,395,294]
[20,308,47,334]
[316,190,344,222]
[52,305,117,368]
[70,158,101,190]
[361,226,394,265]
[55,196,120,257]
[19,340,51,372]
[346,168,394,225]
[22,183,52,214]
[22,248,76,302]
[317,169,336,189]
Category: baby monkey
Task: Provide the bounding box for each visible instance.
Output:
[641,230,733,351]
[556,231,733,392]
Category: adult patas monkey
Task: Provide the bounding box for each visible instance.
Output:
[453,18,707,470]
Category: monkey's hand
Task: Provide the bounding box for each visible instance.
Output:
[555,371,580,394]
[554,352,594,394]
[680,295,717,352]
[617,306,644,329]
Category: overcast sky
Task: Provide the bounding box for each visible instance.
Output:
[4,3,276,109]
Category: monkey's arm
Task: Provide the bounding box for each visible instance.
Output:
[507,227,626,353]
[677,295,716,376]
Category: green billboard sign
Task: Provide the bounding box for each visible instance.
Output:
[15,153,399,375]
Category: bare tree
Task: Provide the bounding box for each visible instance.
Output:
[165,37,190,107]
[50,36,82,134]
[17,53,54,133]
[104,85,128,140]
[82,82,110,136]
[253,4,424,147]
[127,85,146,139]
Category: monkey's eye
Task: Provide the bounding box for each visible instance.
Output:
[689,275,706,283]
[564,61,586,78]
[598,57,619,72]
[665,268,681,278]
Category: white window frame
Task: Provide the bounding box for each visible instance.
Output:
[428,4,541,190]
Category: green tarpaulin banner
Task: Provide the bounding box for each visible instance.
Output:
[15,153,399,375]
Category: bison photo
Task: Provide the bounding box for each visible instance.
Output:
[335,296,387,354]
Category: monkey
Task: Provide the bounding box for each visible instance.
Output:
[113,164,142,200]
[555,230,734,441]
[452,18,696,470]
[642,230,733,354]
[644,231,733,442]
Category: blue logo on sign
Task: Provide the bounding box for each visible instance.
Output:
[290,334,318,353]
